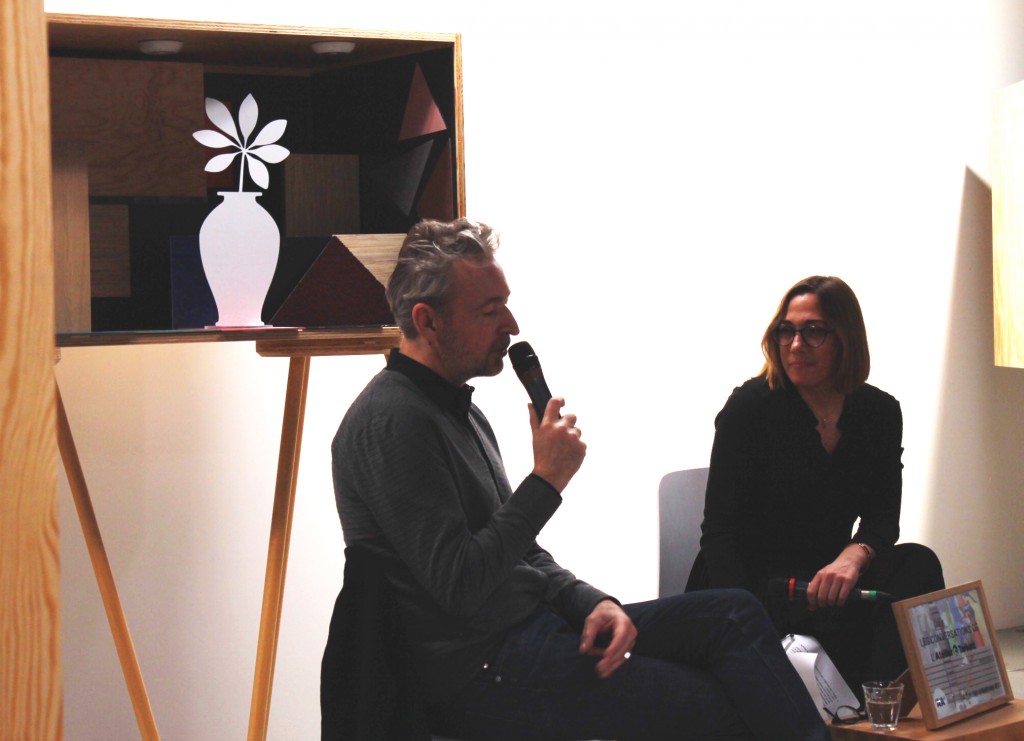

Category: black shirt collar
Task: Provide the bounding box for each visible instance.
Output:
[780,374,862,430]
[387,348,474,418]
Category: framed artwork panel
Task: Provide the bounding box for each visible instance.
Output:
[893,580,1013,730]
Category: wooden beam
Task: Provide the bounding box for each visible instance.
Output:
[0,0,61,736]
[247,356,310,741]
[52,142,92,332]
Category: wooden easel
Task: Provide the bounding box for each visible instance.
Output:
[56,384,159,740]
[56,328,399,741]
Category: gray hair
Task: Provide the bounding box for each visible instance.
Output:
[386,218,500,338]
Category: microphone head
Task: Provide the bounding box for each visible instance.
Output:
[767,577,807,602]
[508,341,540,378]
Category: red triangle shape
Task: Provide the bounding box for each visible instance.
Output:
[399,64,446,141]
[270,237,394,327]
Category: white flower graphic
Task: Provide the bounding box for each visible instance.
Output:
[193,93,289,191]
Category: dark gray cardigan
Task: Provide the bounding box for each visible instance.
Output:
[331,351,611,704]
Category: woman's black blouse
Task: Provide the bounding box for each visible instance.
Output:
[697,377,903,595]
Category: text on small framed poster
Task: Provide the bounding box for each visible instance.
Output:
[893,580,1013,730]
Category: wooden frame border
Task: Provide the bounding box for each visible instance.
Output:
[893,580,1013,730]
[47,13,465,347]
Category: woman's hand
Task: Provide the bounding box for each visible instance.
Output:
[806,543,873,609]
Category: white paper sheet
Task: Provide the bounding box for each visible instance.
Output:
[783,633,860,722]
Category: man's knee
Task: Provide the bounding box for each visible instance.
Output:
[718,587,772,623]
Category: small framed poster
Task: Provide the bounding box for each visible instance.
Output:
[893,581,1013,729]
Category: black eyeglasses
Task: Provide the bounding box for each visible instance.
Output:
[772,325,835,348]
[825,705,867,726]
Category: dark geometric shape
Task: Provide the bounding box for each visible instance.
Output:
[169,235,217,328]
[309,49,452,153]
[262,236,338,323]
[270,236,394,327]
[91,198,208,332]
[366,140,433,217]
[417,139,454,221]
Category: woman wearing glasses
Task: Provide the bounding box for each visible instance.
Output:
[686,275,944,699]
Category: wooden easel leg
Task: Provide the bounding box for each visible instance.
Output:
[247,356,310,741]
[56,383,160,741]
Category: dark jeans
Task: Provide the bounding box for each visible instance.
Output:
[427,589,829,741]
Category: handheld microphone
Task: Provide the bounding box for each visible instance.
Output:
[508,341,557,419]
[769,577,893,603]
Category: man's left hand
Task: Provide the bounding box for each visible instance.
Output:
[579,600,637,679]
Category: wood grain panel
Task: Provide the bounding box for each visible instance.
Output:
[336,233,403,286]
[255,327,400,357]
[993,80,1024,369]
[0,0,62,736]
[284,155,360,237]
[89,204,131,298]
[829,699,1024,740]
[52,141,92,332]
[453,33,466,217]
[50,57,207,197]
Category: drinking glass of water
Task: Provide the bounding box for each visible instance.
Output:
[862,681,904,731]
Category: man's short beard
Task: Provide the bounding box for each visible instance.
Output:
[437,325,497,383]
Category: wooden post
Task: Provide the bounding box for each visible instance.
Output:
[0,0,61,736]
[247,356,310,740]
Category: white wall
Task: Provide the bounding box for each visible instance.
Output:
[49,1,1024,738]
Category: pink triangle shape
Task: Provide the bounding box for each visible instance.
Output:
[399,64,446,141]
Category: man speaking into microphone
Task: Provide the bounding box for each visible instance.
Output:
[327,218,828,740]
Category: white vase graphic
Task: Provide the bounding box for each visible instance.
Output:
[199,191,279,326]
